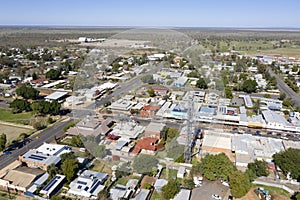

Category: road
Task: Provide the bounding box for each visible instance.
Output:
[0,119,72,169]
[268,67,300,106]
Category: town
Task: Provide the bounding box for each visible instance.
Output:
[0,27,300,200]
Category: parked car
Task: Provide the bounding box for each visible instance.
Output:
[3,151,12,155]
[212,194,222,200]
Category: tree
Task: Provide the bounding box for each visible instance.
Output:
[144,183,152,189]
[70,135,84,147]
[60,152,76,162]
[279,92,286,100]
[46,69,61,80]
[147,88,155,97]
[132,154,158,175]
[242,79,258,93]
[196,78,208,89]
[16,84,39,99]
[0,133,7,151]
[273,148,300,181]
[97,190,109,200]
[93,145,107,158]
[161,180,180,200]
[61,158,79,182]
[47,164,59,180]
[199,153,235,181]
[225,87,233,99]
[141,75,155,84]
[183,178,195,190]
[31,100,61,115]
[229,170,252,198]
[10,99,32,113]
[247,159,269,177]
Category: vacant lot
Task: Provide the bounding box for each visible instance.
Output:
[0,124,33,142]
[0,108,33,124]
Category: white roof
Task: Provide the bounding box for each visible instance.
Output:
[45,91,68,100]
[36,143,71,156]
[174,189,191,200]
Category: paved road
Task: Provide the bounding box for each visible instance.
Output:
[0,119,72,169]
[268,67,300,106]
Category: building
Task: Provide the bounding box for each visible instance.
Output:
[173,189,191,200]
[110,99,136,111]
[239,95,253,108]
[40,175,65,198]
[110,121,145,140]
[68,170,108,199]
[0,163,45,194]
[154,179,168,192]
[151,86,169,96]
[177,166,186,179]
[144,122,166,139]
[131,137,158,155]
[201,132,232,159]
[36,143,71,156]
[44,91,68,102]
[262,110,290,130]
[133,189,150,200]
[171,103,188,118]
[173,77,188,87]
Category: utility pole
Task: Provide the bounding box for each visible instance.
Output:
[184,93,193,163]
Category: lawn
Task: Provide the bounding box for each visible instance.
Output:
[254,184,291,198]
[0,107,33,124]
[160,168,178,180]
[90,160,113,174]
[150,191,162,200]
[0,124,33,143]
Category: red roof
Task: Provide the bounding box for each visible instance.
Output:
[132,137,158,154]
[143,105,160,111]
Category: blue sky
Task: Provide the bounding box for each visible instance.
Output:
[0,0,299,27]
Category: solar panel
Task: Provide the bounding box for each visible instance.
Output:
[42,179,58,191]
[77,181,87,185]
[90,181,101,194]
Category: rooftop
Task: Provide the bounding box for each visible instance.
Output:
[45,91,68,100]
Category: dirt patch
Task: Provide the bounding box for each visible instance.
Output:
[0,124,33,142]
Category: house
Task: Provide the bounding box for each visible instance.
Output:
[173,77,188,87]
[177,166,186,179]
[151,86,169,96]
[133,189,151,200]
[131,137,158,155]
[144,122,166,139]
[154,179,168,192]
[68,170,108,199]
[40,175,65,198]
[36,143,71,156]
[140,105,161,118]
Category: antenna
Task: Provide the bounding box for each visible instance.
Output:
[184,92,193,163]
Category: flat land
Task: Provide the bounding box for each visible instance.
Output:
[0,124,33,142]
[0,108,33,124]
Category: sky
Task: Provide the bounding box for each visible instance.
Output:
[0,0,299,27]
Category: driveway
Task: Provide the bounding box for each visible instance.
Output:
[191,179,230,200]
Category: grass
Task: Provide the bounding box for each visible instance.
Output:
[160,168,178,180]
[255,184,291,198]
[150,191,162,200]
[0,124,33,143]
[90,160,112,174]
[115,175,141,186]
[0,107,33,124]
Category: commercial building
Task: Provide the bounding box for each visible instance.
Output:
[44,91,68,102]
[262,110,291,130]
[144,122,166,139]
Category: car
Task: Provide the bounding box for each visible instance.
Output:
[228,195,233,200]
[212,194,222,200]
[3,151,12,155]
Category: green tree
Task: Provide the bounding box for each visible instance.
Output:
[60,152,76,162]
[16,84,39,99]
[93,145,107,158]
[229,170,252,198]
[10,99,32,113]
[225,87,233,99]
[161,180,180,200]
[97,190,109,200]
[61,158,79,182]
[132,154,158,175]
[141,75,155,84]
[279,92,286,100]
[242,79,258,93]
[70,135,84,147]
[196,78,208,89]
[0,133,7,151]
[144,183,152,189]
[183,178,195,190]
[247,159,269,177]
[273,148,300,181]
[46,69,61,80]
[200,153,235,181]
[47,164,59,180]
[147,88,155,97]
